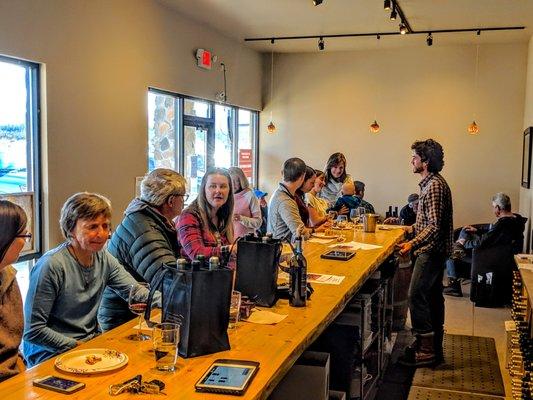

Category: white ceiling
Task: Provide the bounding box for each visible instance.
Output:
[159,0,533,52]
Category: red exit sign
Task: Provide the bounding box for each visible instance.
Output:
[196,49,212,70]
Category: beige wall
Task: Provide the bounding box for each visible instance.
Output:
[519,36,533,250]
[0,0,262,247]
[259,44,527,228]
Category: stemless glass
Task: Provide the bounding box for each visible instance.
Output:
[128,282,151,341]
[153,323,180,372]
[337,215,348,228]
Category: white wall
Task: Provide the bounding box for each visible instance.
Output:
[0,0,262,247]
[259,44,527,228]
[519,36,533,251]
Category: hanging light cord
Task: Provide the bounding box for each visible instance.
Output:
[474,45,479,120]
[270,50,274,120]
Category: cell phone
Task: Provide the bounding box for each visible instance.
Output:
[33,375,85,394]
[320,250,356,261]
[195,359,260,396]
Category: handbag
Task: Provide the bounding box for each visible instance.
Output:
[235,234,282,307]
[145,263,233,358]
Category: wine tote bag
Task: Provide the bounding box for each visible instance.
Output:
[145,264,233,358]
[235,236,282,307]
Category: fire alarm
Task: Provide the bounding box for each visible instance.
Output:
[196,49,212,70]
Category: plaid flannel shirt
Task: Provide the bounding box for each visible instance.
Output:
[410,172,453,256]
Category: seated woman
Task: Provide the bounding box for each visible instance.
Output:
[229,167,262,238]
[319,152,353,207]
[98,169,187,331]
[0,200,29,382]
[23,193,151,367]
[177,168,235,267]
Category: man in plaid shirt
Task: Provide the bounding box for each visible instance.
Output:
[398,139,453,367]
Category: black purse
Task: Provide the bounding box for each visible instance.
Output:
[145,263,233,358]
[235,234,282,307]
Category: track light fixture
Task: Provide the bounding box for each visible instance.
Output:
[426,32,433,46]
[313,0,323,5]
[384,0,391,11]
[318,37,325,51]
[399,22,407,35]
[390,5,397,21]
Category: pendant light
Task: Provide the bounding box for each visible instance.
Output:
[468,44,480,135]
[267,50,276,134]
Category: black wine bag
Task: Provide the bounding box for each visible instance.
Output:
[145,264,233,358]
[235,236,282,307]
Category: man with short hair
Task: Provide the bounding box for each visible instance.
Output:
[444,192,526,297]
[267,158,312,241]
[354,181,375,214]
[398,139,453,367]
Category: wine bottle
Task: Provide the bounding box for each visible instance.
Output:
[289,236,307,307]
[196,254,206,269]
[209,256,220,270]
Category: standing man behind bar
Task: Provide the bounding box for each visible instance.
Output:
[398,139,453,367]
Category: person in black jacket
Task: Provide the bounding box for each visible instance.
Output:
[444,192,526,297]
[97,168,187,330]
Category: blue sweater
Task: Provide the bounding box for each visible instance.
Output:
[23,243,143,367]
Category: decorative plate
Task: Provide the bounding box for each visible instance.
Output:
[312,232,339,239]
[55,348,128,374]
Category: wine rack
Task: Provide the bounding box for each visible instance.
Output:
[509,260,533,399]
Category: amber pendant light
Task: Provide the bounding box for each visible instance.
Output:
[469,45,480,135]
[267,50,276,134]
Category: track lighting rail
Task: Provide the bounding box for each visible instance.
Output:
[244,26,524,43]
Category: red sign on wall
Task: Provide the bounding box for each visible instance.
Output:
[239,149,252,178]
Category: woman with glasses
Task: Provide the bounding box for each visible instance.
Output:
[23,193,151,367]
[228,167,262,238]
[177,167,235,267]
[0,200,29,382]
[98,168,187,331]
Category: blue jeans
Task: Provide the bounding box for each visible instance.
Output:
[408,251,446,336]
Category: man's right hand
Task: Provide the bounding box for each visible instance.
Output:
[396,241,412,256]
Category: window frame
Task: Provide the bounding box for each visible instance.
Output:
[0,54,43,261]
[148,88,259,188]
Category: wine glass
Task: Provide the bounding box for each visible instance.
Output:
[128,282,151,341]
[336,215,348,229]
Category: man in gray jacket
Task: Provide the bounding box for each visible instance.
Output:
[267,158,312,242]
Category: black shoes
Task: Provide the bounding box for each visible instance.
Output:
[443,278,463,297]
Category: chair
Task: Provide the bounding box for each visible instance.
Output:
[470,243,515,307]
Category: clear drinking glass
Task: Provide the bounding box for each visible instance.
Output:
[153,323,180,372]
[128,282,150,341]
[228,290,242,329]
[336,215,348,228]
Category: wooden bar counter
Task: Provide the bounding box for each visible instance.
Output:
[1,228,404,399]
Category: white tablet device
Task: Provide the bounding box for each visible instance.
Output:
[195,359,260,396]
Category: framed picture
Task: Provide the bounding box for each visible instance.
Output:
[522,127,532,188]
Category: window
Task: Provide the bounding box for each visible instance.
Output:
[147,90,259,199]
[0,55,42,260]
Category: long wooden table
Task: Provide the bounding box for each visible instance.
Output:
[1,228,404,399]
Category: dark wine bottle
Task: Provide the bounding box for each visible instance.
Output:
[220,246,230,268]
[191,259,201,272]
[289,236,307,307]
[196,254,206,269]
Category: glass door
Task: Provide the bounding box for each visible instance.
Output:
[183,124,209,199]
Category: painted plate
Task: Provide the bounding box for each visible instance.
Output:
[312,232,339,239]
[55,348,128,374]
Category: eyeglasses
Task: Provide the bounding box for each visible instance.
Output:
[16,233,32,243]
[175,193,190,202]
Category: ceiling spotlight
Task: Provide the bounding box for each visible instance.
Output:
[384,0,391,11]
[313,0,323,5]
[318,37,325,51]
[477,30,481,36]
[399,22,407,35]
[426,33,433,46]
[390,6,397,21]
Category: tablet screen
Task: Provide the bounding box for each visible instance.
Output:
[201,365,252,388]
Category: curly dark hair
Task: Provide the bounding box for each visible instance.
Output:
[411,139,445,173]
[0,200,27,262]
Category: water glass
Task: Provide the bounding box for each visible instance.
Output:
[336,215,348,228]
[229,290,241,329]
[153,323,180,372]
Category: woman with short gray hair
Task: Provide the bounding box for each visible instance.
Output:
[98,168,187,330]
[23,192,149,366]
